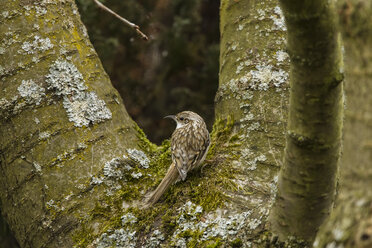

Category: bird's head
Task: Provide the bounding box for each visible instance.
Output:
[164,111,203,129]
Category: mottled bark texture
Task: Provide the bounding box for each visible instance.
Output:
[269,0,344,242]
[314,1,372,247]
[217,0,290,245]
[0,1,140,247]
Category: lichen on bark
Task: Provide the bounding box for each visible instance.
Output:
[0,1,140,247]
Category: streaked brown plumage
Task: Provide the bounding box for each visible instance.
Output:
[144,111,210,207]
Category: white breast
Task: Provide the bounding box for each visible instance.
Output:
[176,122,186,129]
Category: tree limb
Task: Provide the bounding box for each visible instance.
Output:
[93,0,149,41]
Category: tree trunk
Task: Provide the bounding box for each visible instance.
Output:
[314,1,372,247]
[269,0,344,243]
[216,0,291,246]
[0,1,141,247]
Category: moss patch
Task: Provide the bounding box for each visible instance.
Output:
[73,116,245,247]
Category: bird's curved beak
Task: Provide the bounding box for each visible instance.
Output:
[164,115,176,121]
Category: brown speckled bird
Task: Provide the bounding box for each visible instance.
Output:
[145,111,210,207]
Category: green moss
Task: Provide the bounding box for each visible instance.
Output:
[162,209,178,236]
[72,224,94,248]
[230,238,243,247]
[128,116,243,245]
[133,123,158,153]
[174,229,222,248]
[115,185,141,201]
[153,116,241,211]
[229,134,241,143]
[206,239,222,248]
[177,229,204,247]
[72,116,244,247]
[90,203,111,219]
[207,116,236,157]
[211,116,235,140]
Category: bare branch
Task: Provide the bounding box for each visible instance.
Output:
[92,0,149,41]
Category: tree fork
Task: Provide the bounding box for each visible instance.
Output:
[269,0,344,242]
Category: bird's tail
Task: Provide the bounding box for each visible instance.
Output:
[144,163,179,208]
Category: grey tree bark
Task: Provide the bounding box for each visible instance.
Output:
[0,1,141,247]
[314,1,372,247]
[269,0,344,242]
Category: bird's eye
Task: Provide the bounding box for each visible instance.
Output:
[179,117,184,121]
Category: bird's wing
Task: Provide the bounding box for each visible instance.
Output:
[171,127,210,181]
[171,148,189,181]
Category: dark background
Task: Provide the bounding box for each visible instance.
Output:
[76,0,220,144]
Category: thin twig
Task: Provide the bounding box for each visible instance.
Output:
[93,0,149,41]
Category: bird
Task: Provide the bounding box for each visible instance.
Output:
[144,111,210,207]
